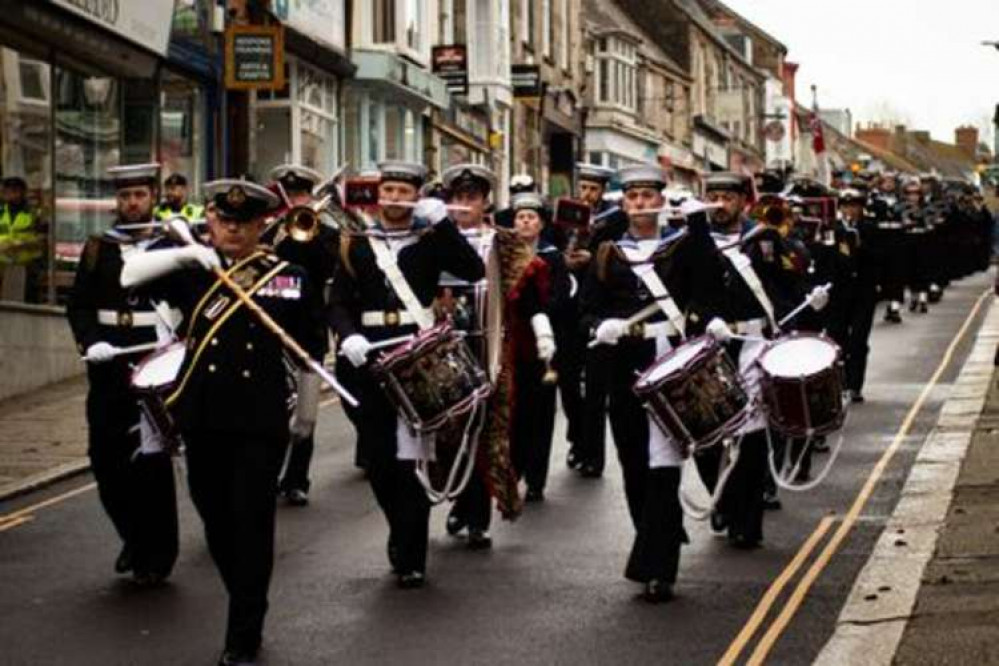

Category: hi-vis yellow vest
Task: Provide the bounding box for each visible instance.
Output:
[0,205,41,264]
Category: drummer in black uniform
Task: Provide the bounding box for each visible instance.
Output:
[436,162,499,548]
[264,164,339,506]
[580,164,689,602]
[573,164,630,478]
[328,161,485,589]
[66,163,179,586]
[120,179,325,666]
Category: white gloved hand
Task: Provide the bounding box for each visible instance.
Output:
[706,317,733,343]
[340,334,373,368]
[680,198,712,218]
[181,244,221,271]
[808,284,831,312]
[536,335,556,362]
[594,318,627,346]
[413,197,449,225]
[165,216,195,245]
[531,313,557,362]
[85,342,119,363]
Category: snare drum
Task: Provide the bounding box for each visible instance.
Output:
[634,336,749,453]
[372,324,492,434]
[757,333,844,437]
[130,342,187,449]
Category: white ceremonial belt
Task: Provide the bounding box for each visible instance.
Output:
[361,309,430,327]
[626,320,677,339]
[907,228,929,234]
[729,318,766,335]
[878,222,903,230]
[97,309,159,328]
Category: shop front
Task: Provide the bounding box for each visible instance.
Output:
[0,0,179,399]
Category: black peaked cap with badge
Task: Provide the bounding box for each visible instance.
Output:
[269,164,324,193]
[442,163,495,197]
[204,179,281,222]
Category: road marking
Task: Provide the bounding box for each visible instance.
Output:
[0,482,97,530]
[735,288,992,665]
[0,515,34,533]
[717,515,836,666]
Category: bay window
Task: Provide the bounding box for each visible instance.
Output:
[594,36,638,112]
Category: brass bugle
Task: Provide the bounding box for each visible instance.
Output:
[280,193,335,243]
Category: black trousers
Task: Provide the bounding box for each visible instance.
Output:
[555,324,586,452]
[880,232,908,303]
[626,467,685,584]
[580,345,614,473]
[607,341,656,529]
[87,396,178,577]
[844,286,878,394]
[511,358,558,493]
[278,432,315,492]
[695,430,767,543]
[346,368,431,574]
[185,430,287,654]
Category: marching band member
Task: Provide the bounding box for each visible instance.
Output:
[573,164,630,478]
[506,192,565,502]
[904,177,934,314]
[120,180,326,666]
[881,177,912,323]
[579,165,689,601]
[264,164,340,507]
[698,172,826,545]
[437,163,500,548]
[66,163,179,586]
[328,161,484,588]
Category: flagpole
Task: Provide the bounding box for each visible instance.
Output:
[811,85,830,187]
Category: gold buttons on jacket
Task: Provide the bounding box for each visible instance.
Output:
[211,338,219,346]
[246,342,253,351]
[208,364,217,373]
[242,370,251,379]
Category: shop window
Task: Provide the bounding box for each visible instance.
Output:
[0,48,52,304]
[160,71,205,192]
[595,36,637,112]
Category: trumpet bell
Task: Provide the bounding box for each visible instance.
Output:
[284,206,319,242]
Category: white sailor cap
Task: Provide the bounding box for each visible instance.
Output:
[510,173,536,194]
[704,171,752,195]
[510,191,547,212]
[269,164,324,190]
[378,161,428,187]
[839,188,866,203]
[617,164,668,191]
[203,179,281,221]
[107,163,161,189]
[576,162,615,185]
[441,163,496,195]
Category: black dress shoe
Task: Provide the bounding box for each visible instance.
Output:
[909,299,918,312]
[387,539,400,573]
[919,302,928,314]
[114,545,133,574]
[218,649,258,666]
[709,510,728,534]
[283,488,309,506]
[397,571,426,589]
[132,571,168,588]
[885,309,902,324]
[762,491,782,511]
[566,450,581,470]
[525,488,545,503]
[578,464,603,478]
[642,579,674,603]
[467,529,493,550]
[851,392,865,404]
[729,533,762,550]
[812,437,830,453]
[445,508,467,537]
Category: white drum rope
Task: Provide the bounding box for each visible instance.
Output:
[679,434,743,521]
[765,409,851,493]
[414,398,486,504]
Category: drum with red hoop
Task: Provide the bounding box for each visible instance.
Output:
[633,336,749,454]
[130,342,187,450]
[757,332,845,438]
[372,323,492,435]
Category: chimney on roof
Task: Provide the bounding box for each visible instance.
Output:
[955,125,979,157]
[855,125,891,151]
[912,131,931,144]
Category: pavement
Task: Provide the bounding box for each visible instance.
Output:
[0,271,995,666]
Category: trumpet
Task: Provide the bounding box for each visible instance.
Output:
[283,203,323,242]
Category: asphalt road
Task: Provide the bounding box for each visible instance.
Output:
[0,271,993,666]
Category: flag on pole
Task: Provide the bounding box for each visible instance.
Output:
[810,85,830,186]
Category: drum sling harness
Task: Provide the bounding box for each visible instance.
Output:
[368,235,436,331]
[620,245,686,339]
[720,245,777,331]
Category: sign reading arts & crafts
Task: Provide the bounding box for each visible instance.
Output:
[48,0,174,56]
[225,25,287,91]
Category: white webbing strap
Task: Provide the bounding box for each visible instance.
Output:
[721,246,777,330]
[368,236,435,331]
[620,246,686,338]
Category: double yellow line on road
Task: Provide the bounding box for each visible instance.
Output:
[720,289,992,665]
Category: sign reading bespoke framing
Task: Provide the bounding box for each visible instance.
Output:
[432,45,469,96]
[225,25,286,91]
[48,0,174,56]
[511,64,543,99]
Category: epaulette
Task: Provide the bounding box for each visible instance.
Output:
[339,233,355,278]
[82,235,103,272]
[595,240,617,283]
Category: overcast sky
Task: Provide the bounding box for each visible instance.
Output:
[723,0,999,145]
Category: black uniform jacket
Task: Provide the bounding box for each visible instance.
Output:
[328,218,485,342]
[140,245,325,438]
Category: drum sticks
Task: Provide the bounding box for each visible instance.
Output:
[79,341,161,362]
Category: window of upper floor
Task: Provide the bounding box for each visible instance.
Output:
[367,0,429,63]
[594,35,639,112]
